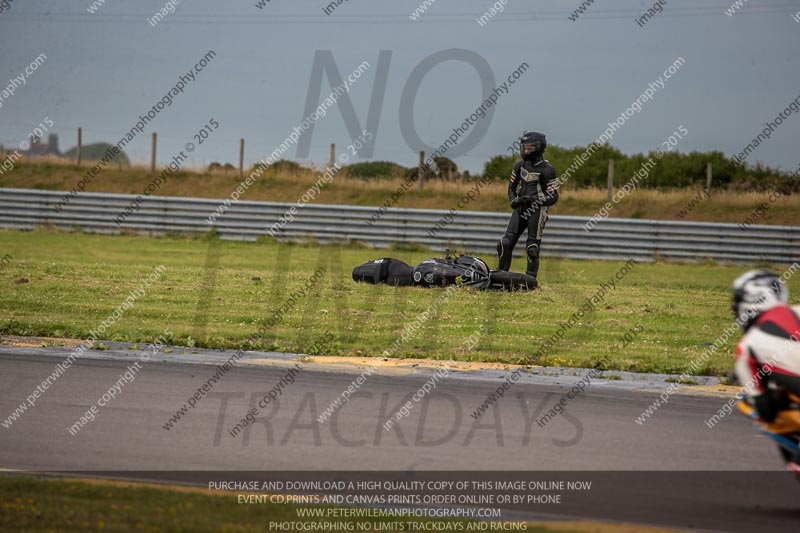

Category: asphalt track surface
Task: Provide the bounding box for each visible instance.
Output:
[2,350,799,532]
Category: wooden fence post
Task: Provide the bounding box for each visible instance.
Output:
[417,151,426,190]
[239,138,245,179]
[150,133,157,173]
[607,159,615,203]
[76,128,82,167]
[706,162,713,190]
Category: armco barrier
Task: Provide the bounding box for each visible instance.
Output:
[0,188,798,264]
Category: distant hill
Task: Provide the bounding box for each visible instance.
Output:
[62,143,130,166]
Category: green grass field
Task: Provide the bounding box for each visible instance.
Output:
[0,476,482,533]
[1,229,793,375]
[0,476,678,533]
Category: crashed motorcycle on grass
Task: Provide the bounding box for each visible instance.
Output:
[352,252,537,291]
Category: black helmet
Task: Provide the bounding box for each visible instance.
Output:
[520,131,547,161]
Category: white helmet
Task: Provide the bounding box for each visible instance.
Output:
[731,270,789,328]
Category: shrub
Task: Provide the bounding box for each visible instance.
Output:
[62,143,130,166]
[482,144,796,191]
[345,161,408,179]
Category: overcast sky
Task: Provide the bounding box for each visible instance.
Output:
[1,0,799,174]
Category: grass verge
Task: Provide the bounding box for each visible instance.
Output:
[0,475,687,533]
[0,476,476,533]
[1,229,794,374]
[2,160,799,226]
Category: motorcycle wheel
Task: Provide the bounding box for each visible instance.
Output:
[489,271,538,291]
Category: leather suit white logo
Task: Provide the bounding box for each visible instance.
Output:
[520,168,540,183]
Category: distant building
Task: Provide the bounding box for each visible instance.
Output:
[21,134,60,157]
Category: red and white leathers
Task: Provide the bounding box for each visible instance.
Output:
[735,304,800,410]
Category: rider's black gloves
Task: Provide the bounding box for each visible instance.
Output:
[511,196,540,210]
[540,194,558,207]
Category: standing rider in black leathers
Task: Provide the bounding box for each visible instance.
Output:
[497,131,559,280]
